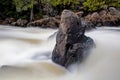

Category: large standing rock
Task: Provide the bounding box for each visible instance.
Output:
[52,10,94,68]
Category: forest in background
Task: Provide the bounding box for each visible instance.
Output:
[0,0,119,21]
[0,0,119,28]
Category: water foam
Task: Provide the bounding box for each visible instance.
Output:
[0,25,120,80]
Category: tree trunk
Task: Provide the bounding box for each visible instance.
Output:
[30,0,34,22]
[30,7,34,22]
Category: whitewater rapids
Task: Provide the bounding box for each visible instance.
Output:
[0,25,120,80]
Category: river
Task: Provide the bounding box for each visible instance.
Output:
[0,25,120,80]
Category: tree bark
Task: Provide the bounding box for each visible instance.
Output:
[30,0,34,22]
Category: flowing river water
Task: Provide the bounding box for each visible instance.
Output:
[0,25,120,80]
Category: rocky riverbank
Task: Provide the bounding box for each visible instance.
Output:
[0,7,119,29]
[84,7,120,28]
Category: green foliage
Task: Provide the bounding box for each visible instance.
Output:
[83,0,120,11]
[42,0,79,7]
[0,0,119,20]
[12,0,37,12]
[83,0,105,11]
[106,0,120,7]
[41,0,80,16]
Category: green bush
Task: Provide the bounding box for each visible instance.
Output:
[83,0,120,12]
[12,0,37,12]
[47,0,79,7]
[83,0,105,11]
[42,0,79,9]
[106,0,120,7]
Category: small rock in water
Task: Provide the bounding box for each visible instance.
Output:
[52,10,94,68]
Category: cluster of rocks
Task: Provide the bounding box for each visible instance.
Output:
[27,17,60,28]
[0,17,28,27]
[0,17,15,25]
[15,19,28,27]
[52,10,94,68]
[84,7,120,27]
[0,16,60,28]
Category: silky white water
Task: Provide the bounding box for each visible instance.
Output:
[0,25,120,80]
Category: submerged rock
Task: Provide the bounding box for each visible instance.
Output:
[52,10,94,68]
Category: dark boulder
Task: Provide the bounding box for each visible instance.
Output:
[52,10,94,68]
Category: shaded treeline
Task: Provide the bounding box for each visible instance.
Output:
[0,0,119,21]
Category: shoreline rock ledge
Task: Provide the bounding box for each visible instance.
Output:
[52,10,94,68]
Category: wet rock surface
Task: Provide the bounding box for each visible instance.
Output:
[52,10,94,68]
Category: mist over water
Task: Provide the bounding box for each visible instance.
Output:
[61,27,120,80]
[0,25,58,66]
[0,25,120,80]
